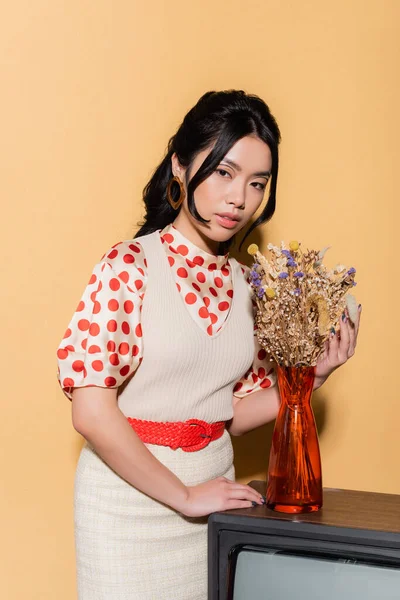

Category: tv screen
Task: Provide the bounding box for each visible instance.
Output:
[232,546,400,599]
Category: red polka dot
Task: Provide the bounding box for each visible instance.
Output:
[163,233,174,244]
[261,378,271,389]
[193,256,204,266]
[89,323,100,336]
[107,341,116,352]
[208,263,217,271]
[196,272,206,283]
[144,259,147,267]
[105,377,117,387]
[108,299,119,311]
[214,277,223,288]
[209,287,217,297]
[90,291,97,303]
[137,267,145,276]
[169,245,178,254]
[92,360,104,372]
[81,339,87,350]
[176,283,181,292]
[63,328,71,339]
[78,319,90,331]
[63,377,75,389]
[120,365,130,377]
[177,267,188,278]
[192,283,201,292]
[177,244,189,256]
[57,349,68,360]
[65,345,74,352]
[77,301,85,312]
[135,323,143,337]
[233,382,243,393]
[227,289,234,298]
[123,254,135,264]
[72,360,85,373]
[129,243,141,253]
[210,313,218,324]
[168,256,175,267]
[198,307,209,319]
[109,278,121,291]
[109,353,120,366]
[88,345,101,354]
[186,259,196,268]
[93,301,101,314]
[124,300,134,314]
[258,367,266,379]
[98,282,103,292]
[258,349,267,360]
[119,343,130,355]
[185,293,197,305]
[207,324,213,336]
[107,320,117,332]
[135,279,143,291]
[108,249,118,259]
[119,271,129,284]
[122,322,130,335]
[132,344,139,356]
[203,297,210,307]
[252,373,258,384]
[222,266,230,277]
[218,301,229,311]
[89,274,97,285]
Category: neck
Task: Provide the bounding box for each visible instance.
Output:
[172,213,221,255]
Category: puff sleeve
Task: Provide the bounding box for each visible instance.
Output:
[56,241,147,400]
[233,263,276,398]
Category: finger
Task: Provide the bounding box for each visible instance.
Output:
[228,487,263,503]
[338,313,350,362]
[347,315,356,356]
[354,304,362,338]
[227,483,263,502]
[328,325,339,361]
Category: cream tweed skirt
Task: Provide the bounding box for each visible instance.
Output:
[74,430,235,600]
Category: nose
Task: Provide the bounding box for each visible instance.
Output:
[227,183,246,209]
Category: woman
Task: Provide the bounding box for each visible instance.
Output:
[56,89,360,599]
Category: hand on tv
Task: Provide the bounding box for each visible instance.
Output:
[180,477,264,517]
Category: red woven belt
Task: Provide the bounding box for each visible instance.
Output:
[126,417,226,452]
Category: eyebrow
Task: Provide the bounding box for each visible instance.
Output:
[221,158,271,178]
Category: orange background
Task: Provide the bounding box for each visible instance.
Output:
[1,1,399,597]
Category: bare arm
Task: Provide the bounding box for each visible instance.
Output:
[72,387,264,515]
[227,386,281,436]
[72,387,190,512]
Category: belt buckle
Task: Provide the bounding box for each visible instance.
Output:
[184,419,213,452]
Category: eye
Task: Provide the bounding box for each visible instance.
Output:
[251,182,267,191]
[216,168,231,178]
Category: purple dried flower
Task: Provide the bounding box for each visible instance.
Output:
[294,288,301,296]
[294,271,304,278]
[347,267,356,275]
[278,272,289,279]
[257,287,265,298]
[287,259,297,268]
[282,250,292,258]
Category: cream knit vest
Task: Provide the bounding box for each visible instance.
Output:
[117,231,255,423]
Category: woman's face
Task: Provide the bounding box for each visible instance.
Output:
[171,134,273,254]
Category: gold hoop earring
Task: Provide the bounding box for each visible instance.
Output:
[167,176,186,210]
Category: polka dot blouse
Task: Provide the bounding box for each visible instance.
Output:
[56,223,276,400]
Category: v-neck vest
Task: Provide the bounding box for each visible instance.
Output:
[117,231,255,422]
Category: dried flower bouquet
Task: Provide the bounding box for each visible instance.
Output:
[247,241,357,367]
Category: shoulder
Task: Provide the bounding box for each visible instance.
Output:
[97,238,149,292]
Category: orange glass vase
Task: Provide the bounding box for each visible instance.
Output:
[266,364,323,513]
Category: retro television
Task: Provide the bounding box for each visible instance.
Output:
[208,480,400,599]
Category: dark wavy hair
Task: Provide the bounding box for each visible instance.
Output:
[134,89,281,253]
